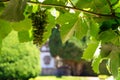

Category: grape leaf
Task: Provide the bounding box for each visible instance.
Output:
[43,0,66,6]
[0,36,2,54]
[75,0,92,8]
[110,48,120,78]
[70,0,79,5]
[56,12,79,42]
[11,17,32,31]
[42,12,56,44]
[75,17,88,40]
[113,0,120,13]
[92,55,102,73]
[111,35,120,46]
[0,19,12,39]
[89,18,99,38]
[97,30,117,42]
[82,40,99,60]
[18,30,33,42]
[0,0,27,22]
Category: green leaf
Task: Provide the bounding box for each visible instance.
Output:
[74,17,88,39]
[0,19,12,39]
[2,31,19,47]
[18,30,33,42]
[82,40,99,60]
[89,18,99,37]
[70,0,79,5]
[11,17,32,31]
[91,0,110,14]
[56,12,79,42]
[42,12,56,44]
[75,0,92,8]
[111,35,120,46]
[0,36,2,54]
[110,48,120,78]
[92,55,102,73]
[113,0,120,13]
[97,30,117,42]
[0,0,27,22]
[43,0,66,5]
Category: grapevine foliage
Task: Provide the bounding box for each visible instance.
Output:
[29,9,47,46]
[0,0,120,79]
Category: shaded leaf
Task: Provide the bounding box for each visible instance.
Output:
[75,0,92,8]
[0,36,2,54]
[0,0,27,22]
[91,0,110,14]
[97,30,117,42]
[111,35,120,46]
[43,0,66,6]
[110,48,120,78]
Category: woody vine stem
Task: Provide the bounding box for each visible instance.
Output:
[27,1,120,19]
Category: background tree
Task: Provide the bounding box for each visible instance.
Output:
[0,31,40,80]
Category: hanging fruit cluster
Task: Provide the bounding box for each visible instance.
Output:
[29,9,47,46]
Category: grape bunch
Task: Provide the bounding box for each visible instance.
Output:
[29,9,47,46]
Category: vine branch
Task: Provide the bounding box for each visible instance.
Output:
[27,1,120,18]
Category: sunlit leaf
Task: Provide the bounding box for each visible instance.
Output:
[92,55,102,73]
[82,40,99,60]
[89,18,99,37]
[18,30,33,42]
[74,17,88,39]
[42,12,56,44]
[12,17,32,31]
[56,12,79,42]
[0,19,12,39]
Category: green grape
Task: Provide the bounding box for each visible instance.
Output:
[29,9,47,46]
